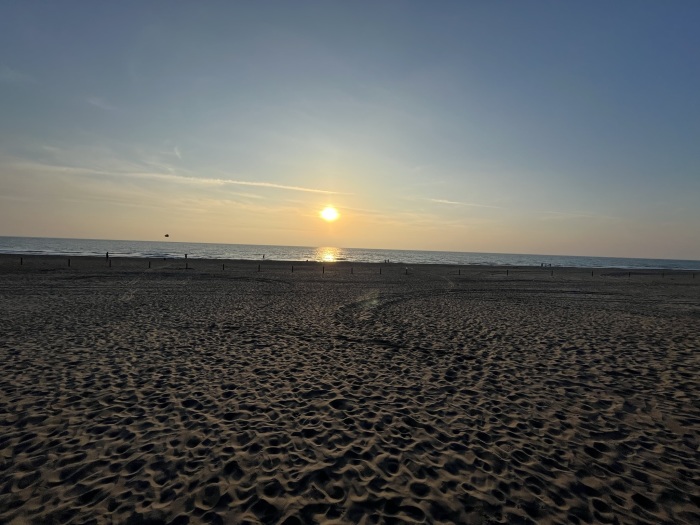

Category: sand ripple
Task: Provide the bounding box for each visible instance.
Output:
[0,258,699,524]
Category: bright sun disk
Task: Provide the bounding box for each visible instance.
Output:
[320,206,340,222]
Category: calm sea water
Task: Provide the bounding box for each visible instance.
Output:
[0,236,698,270]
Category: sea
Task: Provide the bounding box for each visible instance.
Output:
[0,236,698,270]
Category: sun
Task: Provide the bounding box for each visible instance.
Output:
[320,206,340,222]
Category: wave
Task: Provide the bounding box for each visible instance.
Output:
[0,236,698,270]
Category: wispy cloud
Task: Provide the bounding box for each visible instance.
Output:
[0,66,32,83]
[215,178,342,194]
[539,210,620,221]
[5,157,342,195]
[428,198,502,209]
[122,170,342,194]
[5,159,114,177]
[1,158,265,213]
[87,97,117,111]
[173,147,181,160]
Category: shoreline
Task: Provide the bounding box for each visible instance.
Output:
[2,238,699,271]
[1,253,698,277]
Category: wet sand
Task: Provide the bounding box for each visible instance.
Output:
[0,254,699,524]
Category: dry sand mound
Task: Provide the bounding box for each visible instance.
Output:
[0,256,699,524]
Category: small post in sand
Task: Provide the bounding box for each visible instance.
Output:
[149,260,151,269]
[106,252,109,261]
[292,265,294,273]
[68,258,71,267]
[405,267,408,275]
[222,263,225,271]
[20,257,23,266]
[323,266,325,274]
[258,264,260,272]
[507,269,509,276]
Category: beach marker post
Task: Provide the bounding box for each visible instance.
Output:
[20,257,23,266]
[149,260,151,269]
[222,263,225,271]
[507,269,509,276]
[68,258,71,267]
[323,266,325,274]
[405,267,408,275]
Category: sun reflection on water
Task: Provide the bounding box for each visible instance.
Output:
[314,247,342,263]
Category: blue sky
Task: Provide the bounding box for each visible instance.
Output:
[1,1,698,259]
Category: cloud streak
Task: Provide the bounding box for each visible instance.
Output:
[5,157,343,195]
[122,170,342,194]
[214,178,342,194]
[539,210,620,221]
[428,198,502,209]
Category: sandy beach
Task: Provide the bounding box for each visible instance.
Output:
[0,254,698,524]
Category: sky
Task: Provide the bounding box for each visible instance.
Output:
[1,1,699,259]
